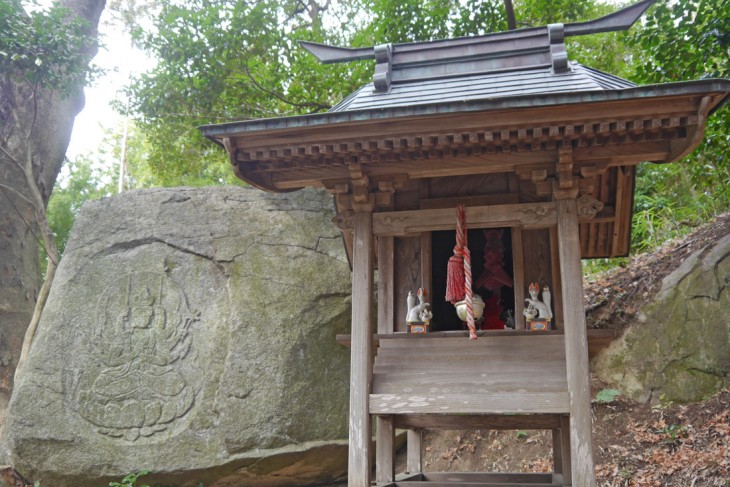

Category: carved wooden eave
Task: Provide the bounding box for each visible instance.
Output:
[201,80,729,260]
[203,83,727,190]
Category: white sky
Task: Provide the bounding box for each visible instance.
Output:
[66,8,155,160]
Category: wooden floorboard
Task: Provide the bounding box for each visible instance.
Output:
[380,475,561,487]
[336,329,618,361]
[378,470,563,487]
[423,472,554,483]
[393,413,564,430]
[371,391,570,415]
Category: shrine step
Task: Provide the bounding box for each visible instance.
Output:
[388,483,560,487]
[378,472,565,486]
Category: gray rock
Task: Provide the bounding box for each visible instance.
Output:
[593,234,730,404]
[1,187,352,486]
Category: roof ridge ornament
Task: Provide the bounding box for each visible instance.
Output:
[373,43,393,92]
[548,23,569,73]
[299,0,654,87]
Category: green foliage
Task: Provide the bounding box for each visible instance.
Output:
[595,388,621,404]
[123,0,622,187]
[655,423,689,446]
[120,0,371,186]
[0,0,100,93]
[628,0,730,253]
[46,156,115,256]
[109,470,150,487]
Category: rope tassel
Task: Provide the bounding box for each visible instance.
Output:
[445,205,477,340]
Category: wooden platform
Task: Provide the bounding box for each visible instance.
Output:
[336,329,617,361]
[363,333,575,486]
[371,334,569,417]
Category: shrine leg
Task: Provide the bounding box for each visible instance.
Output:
[376,416,395,483]
[348,211,374,487]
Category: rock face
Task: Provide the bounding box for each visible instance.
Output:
[1,187,352,487]
[594,234,730,404]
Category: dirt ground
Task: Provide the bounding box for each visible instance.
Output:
[393,214,730,486]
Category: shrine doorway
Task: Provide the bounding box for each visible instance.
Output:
[431,228,515,332]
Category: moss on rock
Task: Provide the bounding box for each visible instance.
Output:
[594,235,730,404]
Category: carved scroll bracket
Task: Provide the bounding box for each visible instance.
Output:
[326,170,408,215]
[333,209,354,231]
[548,23,570,73]
[576,194,604,219]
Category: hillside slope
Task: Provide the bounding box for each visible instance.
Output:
[584,212,730,332]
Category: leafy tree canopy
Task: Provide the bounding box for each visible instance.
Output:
[120,0,617,187]
[628,0,730,253]
[0,0,100,96]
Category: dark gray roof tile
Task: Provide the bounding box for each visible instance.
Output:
[330,63,635,112]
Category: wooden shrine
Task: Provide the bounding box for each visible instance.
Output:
[200,1,730,485]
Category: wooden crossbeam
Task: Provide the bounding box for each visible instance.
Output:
[372,202,557,236]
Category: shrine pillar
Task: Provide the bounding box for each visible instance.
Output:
[349,209,374,487]
[555,148,596,487]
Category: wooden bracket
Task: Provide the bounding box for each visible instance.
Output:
[579,162,609,179]
[515,166,549,182]
[535,179,554,197]
[374,175,408,209]
[328,168,406,212]
[332,209,355,231]
[324,163,376,212]
[553,147,580,200]
[576,194,604,219]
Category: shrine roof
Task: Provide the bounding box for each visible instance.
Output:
[330,63,635,112]
[200,79,728,138]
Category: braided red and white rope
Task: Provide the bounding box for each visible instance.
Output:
[457,205,477,340]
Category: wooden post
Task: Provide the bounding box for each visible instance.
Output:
[556,197,596,486]
[552,415,571,485]
[511,227,525,329]
[376,416,395,483]
[377,236,395,334]
[407,429,423,474]
[349,210,374,487]
[421,232,432,296]
[376,236,395,483]
[549,226,564,329]
[552,428,563,477]
[560,414,573,485]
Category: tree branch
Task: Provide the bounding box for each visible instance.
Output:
[0,183,35,206]
[238,63,331,112]
[0,144,24,171]
[15,96,61,380]
[504,0,517,30]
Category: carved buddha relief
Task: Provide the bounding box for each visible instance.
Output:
[73,272,199,442]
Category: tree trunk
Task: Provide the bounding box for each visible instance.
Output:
[504,0,516,30]
[0,0,106,435]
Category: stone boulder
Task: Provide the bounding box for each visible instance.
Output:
[594,233,730,404]
[1,187,352,487]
